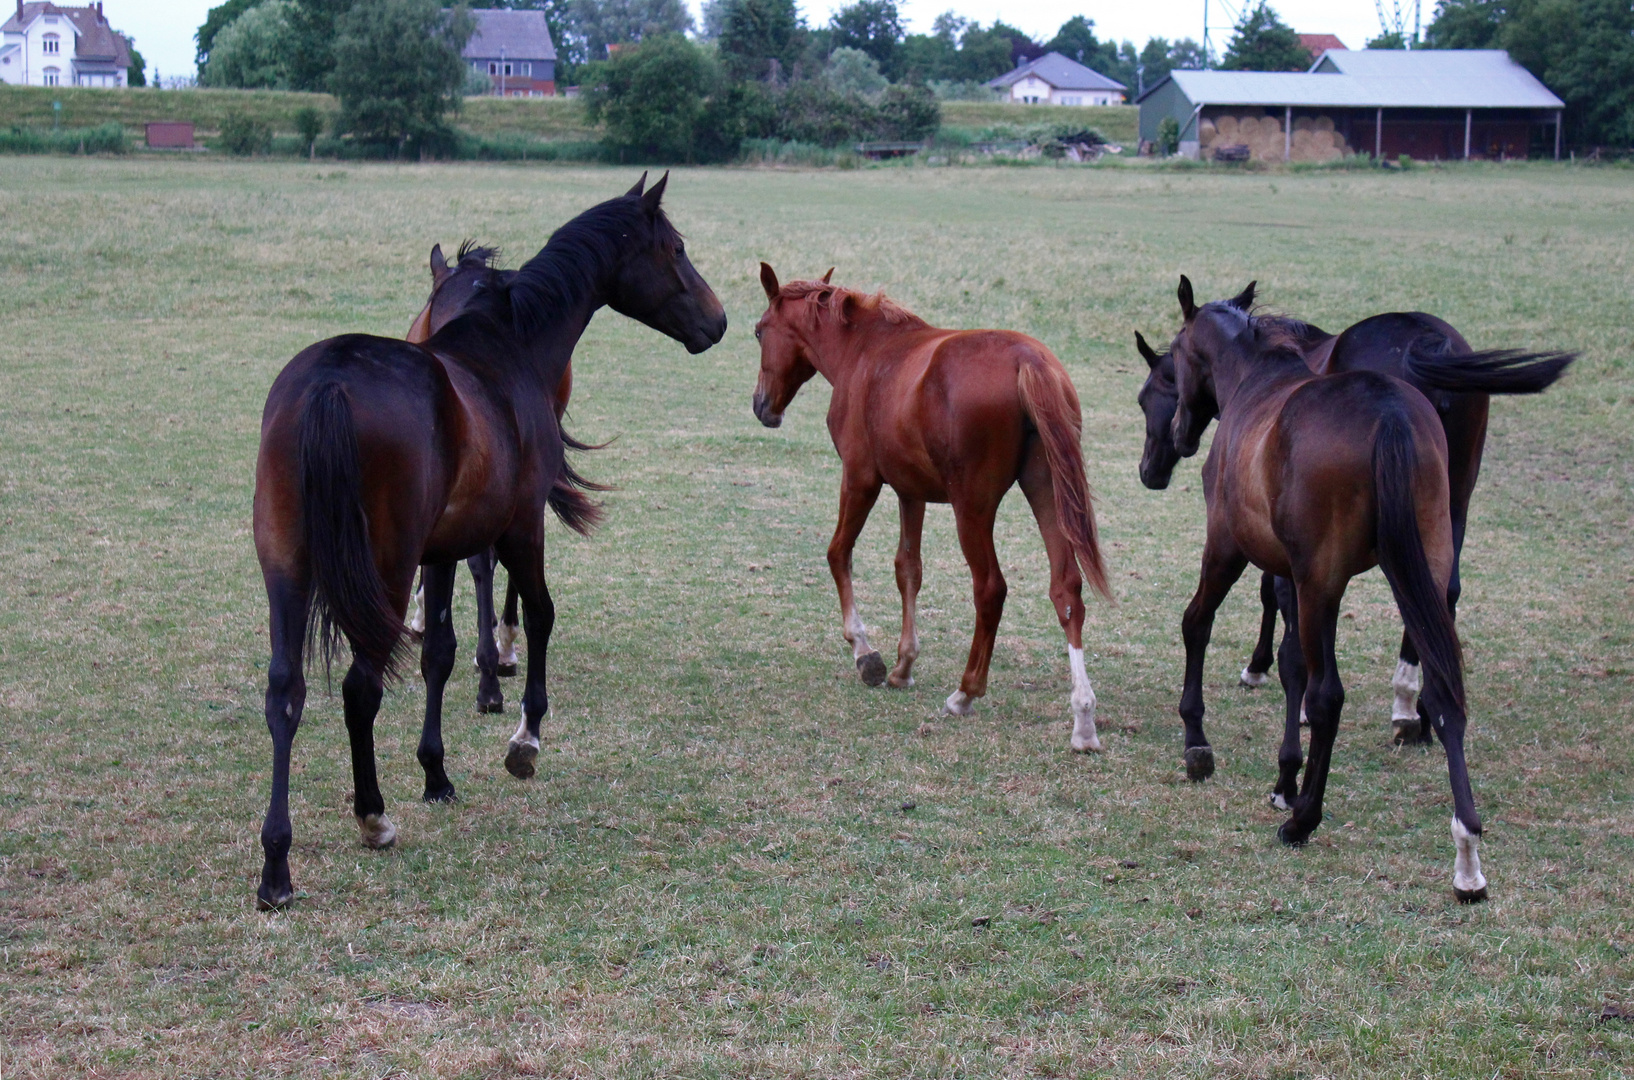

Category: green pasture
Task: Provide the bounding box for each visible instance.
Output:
[0,158,1630,1078]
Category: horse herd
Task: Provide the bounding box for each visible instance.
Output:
[251,174,1572,912]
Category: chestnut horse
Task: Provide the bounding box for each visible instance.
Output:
[752,265,1113,750]
[1163,277,1571,900]
[252,175,725,909]
[1136,298,1568,742]
[404,242,601,716]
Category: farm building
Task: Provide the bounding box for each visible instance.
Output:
[987,52,1126,106]
[1,1,132,87]
[1137,49,1564,162]
[464,8,556,97]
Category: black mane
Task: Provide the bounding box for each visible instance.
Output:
[455,240,500,268]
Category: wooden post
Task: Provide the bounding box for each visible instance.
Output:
[1464,108,1472,159]
[1285,105,1291,161]
[1375,107,1383,159]
[1555,110,1562,160]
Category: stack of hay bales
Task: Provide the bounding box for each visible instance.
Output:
[1198,111,1351,162]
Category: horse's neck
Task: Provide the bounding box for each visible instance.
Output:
[808,312,913,386]
[1215,349,1308,415]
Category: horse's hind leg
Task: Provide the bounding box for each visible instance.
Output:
[1278,581,1346,846]
[258,573,309,910]
[946,496,1005,717]
[1270,577,1306,810]
[889,496,925,688]
[342,655,396,849]
[495,534,553,780]
[1020,461,1096,752]
[467,549,504,713]
[497,577,520,677]
[1178,535,1249,781]
[1241,572,1278,687]
[828,474,886,687]
[416,562,459,803]
[1392,631,1423,744]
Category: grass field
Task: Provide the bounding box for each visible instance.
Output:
[0,157,1631,1078]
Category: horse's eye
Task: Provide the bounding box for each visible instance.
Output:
[675,241,685,255]
[754,327,762,340]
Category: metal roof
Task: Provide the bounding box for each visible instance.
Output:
[463,9,556,62]
[987,51,1125,93]
[1137,50,1561,110]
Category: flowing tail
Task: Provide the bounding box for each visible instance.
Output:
[546,427,612,537]
[1404,337,1575,396]
[297,382,409,682]
[1372,408,1465,725]
[1017,356,1114,602]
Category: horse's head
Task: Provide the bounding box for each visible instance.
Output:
[750,262,828,428]
[605,172,728,355]
[406,241,508,344]
[1168,276,1255,458]
[1133,331,1183,489]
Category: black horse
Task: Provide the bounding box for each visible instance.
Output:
[1136,295,1571,743]
[251,174,725,909]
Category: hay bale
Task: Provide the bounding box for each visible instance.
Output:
[1216,114,1240,139]
[1199,119,1217,144]
[1293,116,1314,133]
[1238,116,1260,140]
[1315,115,1335,134]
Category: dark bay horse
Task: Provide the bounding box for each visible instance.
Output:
[1163,277,1570,900]
[251,175,725,909]
[1136,297,1561,743]
[404,242,600,715]
[752,265,1113,750]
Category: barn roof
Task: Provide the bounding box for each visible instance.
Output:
[987,51,1125,93]
[1136,50,1562,110]
[462,8,556,62]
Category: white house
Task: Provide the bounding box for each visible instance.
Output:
[987,52,1126,107]
[1,1,132,88]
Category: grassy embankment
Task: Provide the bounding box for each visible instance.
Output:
[0,159,1628,1078]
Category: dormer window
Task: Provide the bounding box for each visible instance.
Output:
[42,34,61,55]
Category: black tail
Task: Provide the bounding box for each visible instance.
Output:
[546,426,611,536]
[1405,337,1574,396]
[297,382,409,682]
[1372,409,1465,722]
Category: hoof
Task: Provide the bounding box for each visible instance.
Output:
[857,652,888,687]
[1239,667,1270,688]
[1269,792,1291,812]
[943,690,974,716]
[1454,885,1489,904]
[1071,732,1103,754]
[505,740,538,780]
[1276,820,1310,847]
[1183,745,1215,782]
[478,697,505,715]
[358,813,397,850]
[887,672,915,688]
[1392,718,1422,745]
[256,884,294,911]
[423,784,458,804]
[497,663,518,677]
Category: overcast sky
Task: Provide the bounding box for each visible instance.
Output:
[112,1,1391,85]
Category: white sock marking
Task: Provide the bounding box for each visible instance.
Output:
[944,689,973,716]
[1452,816,1487,895]
[510,706,540,752]
[496,622,519,666]
[1239,667,1270,688]
[358,813,396,849]
[845,606,874,659]
[408,585,425,635]
[1392,660,1421,723]
[1068,645,1101,753]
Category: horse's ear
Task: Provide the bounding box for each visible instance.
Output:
[760,262,780,300]
[838,292,859,325]
[1178,275,1197,320]
[640,170,669,216]
[1135,331,1161,370]
[1228,280,1257,311]
[626,171,648,197]
[820,267,834,284]
[430,243,448,281]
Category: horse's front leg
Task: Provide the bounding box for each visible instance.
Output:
[495,532,554,780]
[497,578,520,677]
[416,562,459,802]
[1177,534,1248,781]
[467,548,505,713]
[828,473,885,686]
[1240,571,1278,687]
[890,496,925,688]
[946,496,1005,717]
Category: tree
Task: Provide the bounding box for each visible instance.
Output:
[196,0,265,68]
[1220,2,1310,72]
[124,42,146,86]
[1422,0,1507,48]
[717,0,806,83]
[830,1,906,80]
[582,33,716,160]
[287,0,357,91]
[573,0,693,61]
[1137,37,1207,93]
[199,0,298,89]
[329,0,473,152]
[1367,30,1410,48]
[825,47,887,96]
[295,105,325,159]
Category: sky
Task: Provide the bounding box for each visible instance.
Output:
[107,0,1394,85]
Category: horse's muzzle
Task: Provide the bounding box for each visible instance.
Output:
[752,390,782,428]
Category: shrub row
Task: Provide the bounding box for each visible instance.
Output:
[0,123,129,155]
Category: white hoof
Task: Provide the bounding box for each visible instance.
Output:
[408,588,426,635]
[1392,660,1421,723]
[1067,645,1101,752]
[1269,793,1291,812]
[358,813,397,849]
[1071,730,1103,753]
[1240,667,1270,688]
[943,690,974,716]
[1452,816,1487,898]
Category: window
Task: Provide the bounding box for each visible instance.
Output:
[519,62,530,76]
[43,65,59,86]
[42,34,60,54]
[488,61,514,77]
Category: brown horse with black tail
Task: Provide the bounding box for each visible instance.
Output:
[752,265,1113,751]
[251,175,725,909]
[1162,276,1571,901]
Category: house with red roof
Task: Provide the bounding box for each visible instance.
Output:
[1,2,131,87]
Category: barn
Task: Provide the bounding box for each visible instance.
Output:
[1137,50,1565,162]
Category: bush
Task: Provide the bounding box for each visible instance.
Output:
[329,0,472,154]
[0,122,128,155]
[218,111,274,155]
[873,83,939,140]
[1157,116,1179,156]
